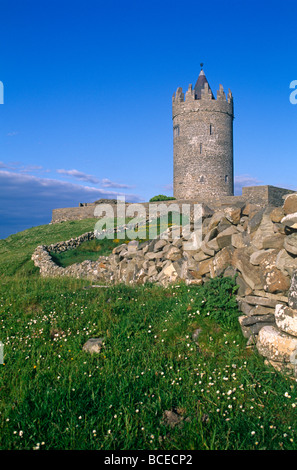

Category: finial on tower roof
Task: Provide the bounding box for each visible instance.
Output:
[200,62,204,69]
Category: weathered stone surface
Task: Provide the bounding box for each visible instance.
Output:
[250,249,275,266]
[203,227,218,243]
[145,251,165,260]
[284,233,297,256]
[244,295,280,308]
[165,246,182,261]
[264,266,290,294]
[248,305,276,316]
[288,271,297,310]
[161,262,178,280]
[83,337,104,354]
[127,240,139,252]
[256,325,297,363]
[270,206,285,223]
[212,246,233,276]
[196,258,213,276]
[275,249,297,277]
[200,240,216,257]
[207,211,225,231]
[224,207,241,225]
[206,238,220,253]
[154,239,168,251]
[281,212,297,230]
[242,203,262,217]
[193,250,210,262]
[239,316,275,339]
[231,232,250,249]
[261,233,284,250]
[216,226,238,249]
[247,208,265,234]
[236,276,253,296]
[250,211,277,249]
[284,193,297,215]
[253,290,288,303]
[237,299,253,315]
[232,248,265,290]
[275,304,297,337]
[240,314,275,327]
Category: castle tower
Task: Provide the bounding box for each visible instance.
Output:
[172,66,234,200]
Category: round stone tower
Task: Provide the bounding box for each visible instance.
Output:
[172,66,234,200]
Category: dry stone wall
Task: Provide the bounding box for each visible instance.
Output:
[32,192,297,377]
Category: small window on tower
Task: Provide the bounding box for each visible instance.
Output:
[210,124,213,135]
[225,175,229,183]
[173,125,180,139]
[200,143,202,154]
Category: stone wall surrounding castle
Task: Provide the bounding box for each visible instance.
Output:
[172,78,234,200]
[33,192,297,377]
[51,186,294,224]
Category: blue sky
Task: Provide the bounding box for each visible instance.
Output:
[0,0,297,239]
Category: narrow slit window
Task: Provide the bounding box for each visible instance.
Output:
[173,125,180,139]
[225,175,229,183]
[200,143,202,154]
[210,124,213,135]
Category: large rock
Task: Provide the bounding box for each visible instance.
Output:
[275,249,297,277]
[212,246,234,277]
[250,210,278,250]
[284,193,297,215]
[256,325,297,363]
[247,208,265,234]
[275,304,297,337]
[216,226,238,249]
[281,212,297,230]
[270,206,285,223]
[165,246,182,261]
[196,258,213,277]
[232,248,265,290]
[284,233,297,256]
[250,249,276,266]
[239,315,275,339]
[264,266,290,294]
[224,207,241,225]
[83,337,104,354]
[244,294,280,308]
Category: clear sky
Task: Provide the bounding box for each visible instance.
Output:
[0,0,297,239]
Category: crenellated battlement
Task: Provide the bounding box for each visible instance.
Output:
[172,82,234,121]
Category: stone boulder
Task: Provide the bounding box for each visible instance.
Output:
[256,325,297,363]
[284,193,297,215]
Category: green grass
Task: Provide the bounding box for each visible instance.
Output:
[50,238,125,267]
[0,218,98,276]
[0,221,297,450]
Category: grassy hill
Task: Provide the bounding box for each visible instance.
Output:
[0,220,297,450]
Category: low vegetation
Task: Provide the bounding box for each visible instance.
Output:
[149,195,176,202]
[0,220,297,450]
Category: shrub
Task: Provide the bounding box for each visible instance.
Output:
[149,195,176,202]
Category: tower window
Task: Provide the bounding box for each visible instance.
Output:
[210,124,213,135]
[173,125,180,139]
[200,143,202,154]
[225,175,229,183]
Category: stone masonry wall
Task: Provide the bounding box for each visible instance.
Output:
[51,186,293,224]
[33,192,297,377]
